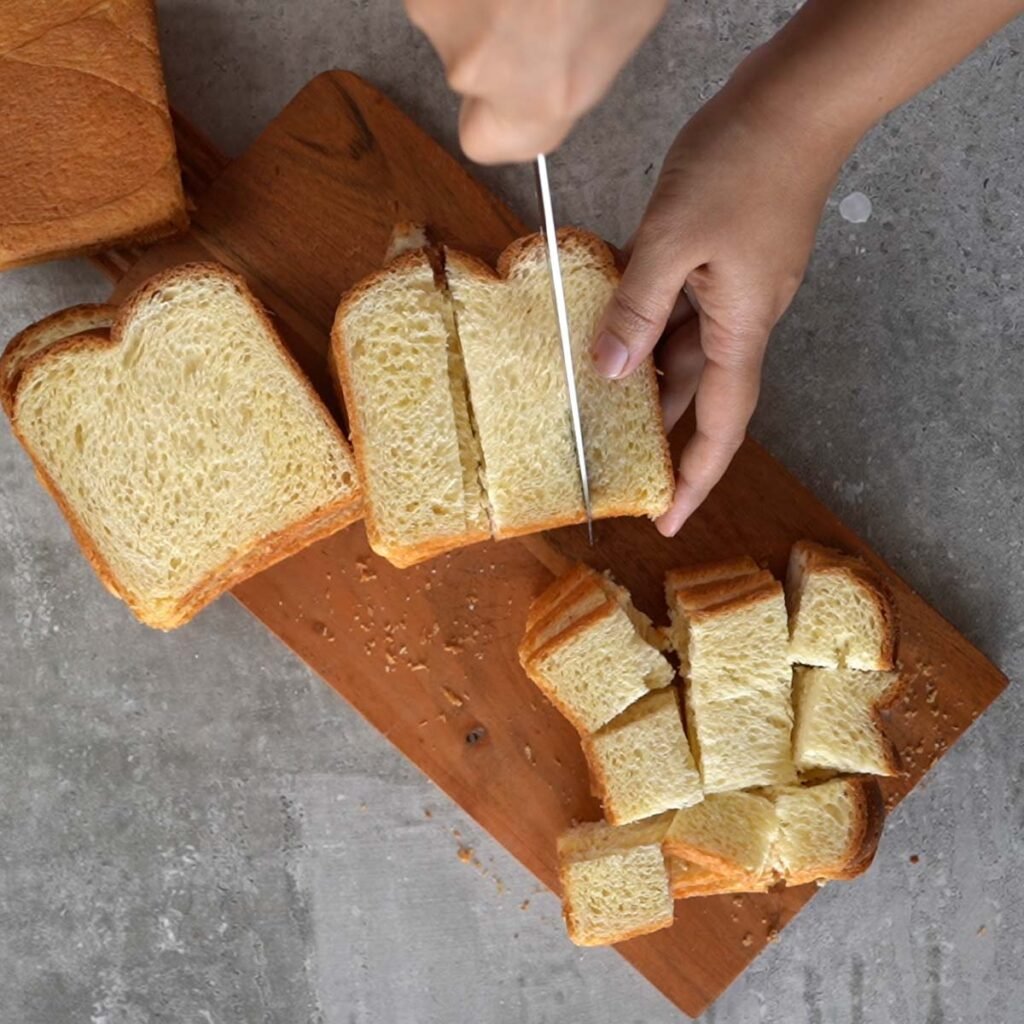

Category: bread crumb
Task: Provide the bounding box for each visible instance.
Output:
[465,726,487,745]
[524,744,535,764]
[741,933,753,947]
[520,899,530,911]
[977,924,986,936]
[457,845,474,863]
[444,641,462,654]
[359,802,368,812]
[355,560,377,583]
[313,621,335,642]
[423,808,432,818]
[731,895,744,907]
[409,662,427,672]
[442,687,464,708]
[765,928,779,944]
[909,854,920,864]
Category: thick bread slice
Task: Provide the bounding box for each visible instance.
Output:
[1,304,117,417]
[525,563,599,632]
[793,667,903,776]
[772,778,886,885]
[667,855,773,898]
[685,581,792,700]
[557,815,674,946]
[664,792,778,878]
[526,599,674,734]
[664,556,760,605]
[786,540,898,670]
[667,568,775,675]
[331,249,489,567]
[685,679,796,793]
[523,566,668,662]
[582,688,702,826]
[11,264,361,629]
[445,229,673,537]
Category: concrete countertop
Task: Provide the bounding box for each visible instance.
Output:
[1,2,1021,1021]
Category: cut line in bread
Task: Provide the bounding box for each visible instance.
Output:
[8,263,362,629]
[786,540,898,671]
[793,666,904,776]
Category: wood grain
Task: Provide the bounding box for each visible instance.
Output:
[0,0,186,270]
[95,72,1007,1018]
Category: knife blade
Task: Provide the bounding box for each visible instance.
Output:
[534,152,594,545]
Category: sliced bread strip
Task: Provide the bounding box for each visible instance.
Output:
[771,778,886,886]
[793,667,903,776]
[8,264,362,629]
[786,540,898,670]
[557,814,674,946]
[582,688,702,826]
[664,792,778,879]
[664,555,759,606]
[446,229,673,537]
[1,304,117,417]
[525,598,674,734]
[667,855,771,898]
[331,248,489,567]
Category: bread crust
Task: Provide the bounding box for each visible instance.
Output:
[687,578,785,628]
[331,248,490,568]
[665,556,760,599]
[1,304,117,417]
[11,263,362,629]
[447,227,675,524]
[524,563,598,631]
[787,540,899,670]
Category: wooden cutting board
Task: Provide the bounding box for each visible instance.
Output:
[93,72,1007,1018]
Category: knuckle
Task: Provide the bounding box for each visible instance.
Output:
[608,288,670,340]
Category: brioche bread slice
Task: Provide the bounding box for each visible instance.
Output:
[331,248,489,567]
[557,815,674,946]
[664,792,778,879]
[8,264,361,629]
[664,556,759,606]
[522,564,667,661]
[1,304,117,417]
[446,229,673,537]
[667,568,775,676]
[786,540,898,670]
[771,778,885,886]
[526,598,674,734]
[685,581,792,700]
[685,679,796,793]
[582,688,702,825]
[667,855,772,898]
[793,667,903,776]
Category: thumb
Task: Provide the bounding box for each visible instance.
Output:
[591,221,696,380]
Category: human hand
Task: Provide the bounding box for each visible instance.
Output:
[591,56,861,536]
[404,0,667,163]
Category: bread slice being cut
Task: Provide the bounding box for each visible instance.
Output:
[9,263,362,629]
[557,814,674,946]
[582,688,702,825]
[664,791,778,879]
[786,540,898,670]
[525,597,674,734]
[1,304,117,417]
[331,248,489,567]
[445,229,673,537]
[793,666,903,776]
[771,778,885,886]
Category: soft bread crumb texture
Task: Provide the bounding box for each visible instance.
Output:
[793,666,901,775]
[13,267,358,626]
[447,231,672,535]
[557,816,673,946]
[529,601,675,734]
[665,792,778,877]
[583,689,702,825]
[787,541,896,670]
[336,253,487,563]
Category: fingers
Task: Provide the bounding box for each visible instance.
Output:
[655,314,768,536]
[592,223,698,380]
[459,98,574,164]
[657,317,704,432]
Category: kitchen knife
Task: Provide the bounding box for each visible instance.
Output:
[534,152,594,545]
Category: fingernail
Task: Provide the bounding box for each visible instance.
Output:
[591,333,629,379]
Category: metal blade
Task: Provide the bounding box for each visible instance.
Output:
[534,152,594,545]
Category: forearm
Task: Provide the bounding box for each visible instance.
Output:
[732,0,1022,156]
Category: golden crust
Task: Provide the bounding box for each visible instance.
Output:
[10,263,362,629]
[1,304,117,417]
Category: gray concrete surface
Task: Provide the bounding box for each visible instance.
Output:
[1,1,1021,1021]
